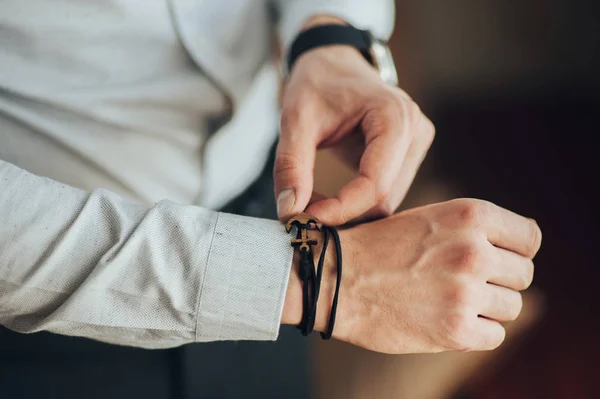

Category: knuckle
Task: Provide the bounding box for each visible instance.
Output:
[421,116,436,145]
[274,151,300,175]
[485,326,506,350]
[380,103,400,130]
[447,282,475,309]
[364,93,407,136]
[507,292,524,321]
[528,219,542,257]
[444,314,474,351]
[379,94,404,124]
[409,101,422,121]
[385,91,406,110]
[454,198,488,227]
[456,199,480,226]
[453,241,485,275]
[520,260,535,290]
[374,185,392,205]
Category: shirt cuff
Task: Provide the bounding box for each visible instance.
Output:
[195,212,294,341]
[278,0,395,53]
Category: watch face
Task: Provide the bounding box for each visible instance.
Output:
[370,40,399,86]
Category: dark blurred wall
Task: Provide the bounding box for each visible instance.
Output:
[400,0,599,99]
[391,1,599,397]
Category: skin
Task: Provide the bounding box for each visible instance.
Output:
[277,16,542,354]
[282,198,542,354]
[274,16,435,226]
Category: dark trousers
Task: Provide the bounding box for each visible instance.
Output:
[0,145,310,399]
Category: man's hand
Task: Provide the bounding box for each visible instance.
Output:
[282,199,542,354]
[274,19,434,226]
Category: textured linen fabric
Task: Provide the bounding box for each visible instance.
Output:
[0,160,294,347]
[0,0,395,209]
[0,0,394,346]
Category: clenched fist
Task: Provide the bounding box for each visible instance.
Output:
[282,198,542,354]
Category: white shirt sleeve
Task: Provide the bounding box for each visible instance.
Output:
[0,159,294,349]
[274,0,396,52]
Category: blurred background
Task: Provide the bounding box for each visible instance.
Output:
[313,0,599,397]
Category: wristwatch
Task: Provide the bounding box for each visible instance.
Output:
[286,24,399,86]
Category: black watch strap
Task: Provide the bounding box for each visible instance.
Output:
[287,24,374,73]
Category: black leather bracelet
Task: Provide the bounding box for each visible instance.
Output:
[287,24,374,73]
[318,225,342,340]
[286,214,342,339]
[287,215,321,336]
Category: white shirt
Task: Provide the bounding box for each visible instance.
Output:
[0,0,394,348]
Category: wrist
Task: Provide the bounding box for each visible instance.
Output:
[287,17,399,86]
[287,18,377,81]
[281,227,351,336]
[281,249,303,326]
[281,228,328,327]
[301,15,347,31]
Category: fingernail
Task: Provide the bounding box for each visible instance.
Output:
[277,189,295,218]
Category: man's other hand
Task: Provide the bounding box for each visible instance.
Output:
[275,32,434,225]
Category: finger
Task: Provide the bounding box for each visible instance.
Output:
[308,191,328,206]
[358,114,435,222]
[487,245,534,291]
[472,317,507,351]
[479,283,523,322]
[306,103,410,225]
[391,114,435,200]
[481,202,542,258]
[274,113,318,220]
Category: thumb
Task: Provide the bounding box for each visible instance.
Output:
[273,132,317,221]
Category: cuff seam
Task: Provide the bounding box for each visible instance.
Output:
[194,212,220,341]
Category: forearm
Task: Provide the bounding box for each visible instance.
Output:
[0,160,293,347]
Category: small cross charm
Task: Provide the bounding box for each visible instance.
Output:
[285,213,323,252]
